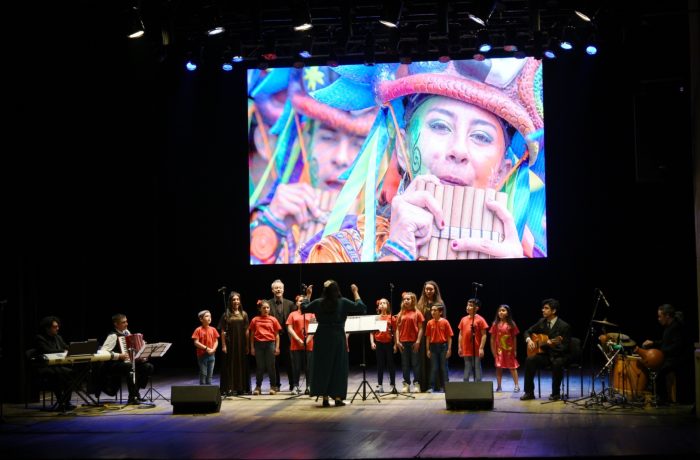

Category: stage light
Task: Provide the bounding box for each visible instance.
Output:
[261,34,277,61]
[185,53,198,72]
[437,40,450,63]
[364,32,375,66]
[207,26,225,37]
[292,0,313,32]
[559,26,574,50]
[467,1,499,27]
[584,30,598,56]
[378,0,402,28]
[574,2,599,23]
[221,49,234,72]
[298,34,313,58]
[476,29,492,53]
[127,6,145,39]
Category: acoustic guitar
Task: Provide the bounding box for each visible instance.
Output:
[527,333,563,357]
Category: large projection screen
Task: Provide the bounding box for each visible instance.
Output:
[249,58,546,264]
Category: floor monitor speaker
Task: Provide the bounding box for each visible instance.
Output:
[171,385,221,414]
[444,381,494,410]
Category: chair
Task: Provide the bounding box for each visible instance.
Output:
[536,337,583,399]
[24,348,56,410]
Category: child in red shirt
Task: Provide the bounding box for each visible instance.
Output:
[370,298,397,393]
[249,300,282,395]
[426,304,453,392]
[458,298,489,382]
[192,310,220,385]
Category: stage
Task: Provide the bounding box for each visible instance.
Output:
[1,368,698,459]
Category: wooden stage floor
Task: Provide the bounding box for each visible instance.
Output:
[2,368,698,459]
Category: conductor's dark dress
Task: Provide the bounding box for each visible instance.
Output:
[302,297,366,400]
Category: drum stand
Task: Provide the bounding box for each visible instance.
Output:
[647,370,659,408]
[573,344,619,408]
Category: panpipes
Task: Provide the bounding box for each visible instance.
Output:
[296,189,340,245]
[413,179,508,260]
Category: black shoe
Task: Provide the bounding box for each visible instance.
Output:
[549,394,561,401]
[304,388,310,395]
[520,393,536,401]
[322,399,330,407]
[57,403,76,412]
[334,399,346,407]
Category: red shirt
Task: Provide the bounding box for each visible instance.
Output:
[373,314,397,343]
[397,310,425,342]
[458,314,488,356]
[249,315,282,342]
[426,317,454,344]
[192,326,220,358]
[286,310,315,351]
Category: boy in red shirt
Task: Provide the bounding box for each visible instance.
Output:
[458,298,489,382]
[425,304,453,392]
[192,310,220,385]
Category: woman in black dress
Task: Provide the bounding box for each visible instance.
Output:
[302,280,366,406]
[218,291,251,395]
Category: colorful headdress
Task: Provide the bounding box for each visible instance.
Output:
[248,67,377,210]
[310,58,547,259]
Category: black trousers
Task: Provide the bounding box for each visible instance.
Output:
[101,360,154,398]
[523,353,566,395]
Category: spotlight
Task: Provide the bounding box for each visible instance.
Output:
[559,26,574,50]
[476,29,492,53]
[378,0,402,28]
[437,40,450,63]
[261,34,277,61]
[364,32,375,66]
[207,26,225,37]
[297,34,313,58]
[221,49,233,72]
[293,0,313,32]
[584,31,598,56]
[184,52,198,72]
[467,1,499,27]
[398,41,412,64]
[127,6,145,39]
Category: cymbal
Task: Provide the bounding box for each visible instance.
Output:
[605,332,636,347]
[592,319,618,327]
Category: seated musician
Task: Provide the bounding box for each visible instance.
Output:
[301,58,546,262]
[98,313,153,404]
[641,304,685,404]
[520,298,571,401]
[32,316,75,411]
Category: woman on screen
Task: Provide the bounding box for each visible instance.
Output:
[305,58,546,262]
[249,67,376,264]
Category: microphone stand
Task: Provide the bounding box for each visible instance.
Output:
[570,291,605,406]
[470,284,479,382]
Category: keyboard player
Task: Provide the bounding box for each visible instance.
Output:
[32,316,75,411]
[98,313,153,404]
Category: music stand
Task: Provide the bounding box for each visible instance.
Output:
[346,316,383,404]
[138,342,172,403]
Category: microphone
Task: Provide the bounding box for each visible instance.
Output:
[472,282,483,288]
[389,283,395,289]
[596,288,610,307]
[217,286,227,293]
[301,283,308,292]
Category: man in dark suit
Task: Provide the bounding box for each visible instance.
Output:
[520,298,571,401]
[267,279,295,392]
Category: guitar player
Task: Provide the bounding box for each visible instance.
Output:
[520,298,571,401]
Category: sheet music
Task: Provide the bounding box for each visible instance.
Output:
[135,342,172,360]
[307,315,385,334]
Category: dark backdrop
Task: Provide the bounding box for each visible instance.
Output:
[4,3,696,403]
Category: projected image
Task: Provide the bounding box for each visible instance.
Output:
[249,58,546,264]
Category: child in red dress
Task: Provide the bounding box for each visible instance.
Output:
[489,304,520,392]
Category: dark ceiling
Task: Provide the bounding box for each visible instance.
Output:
[110,1,690,68]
